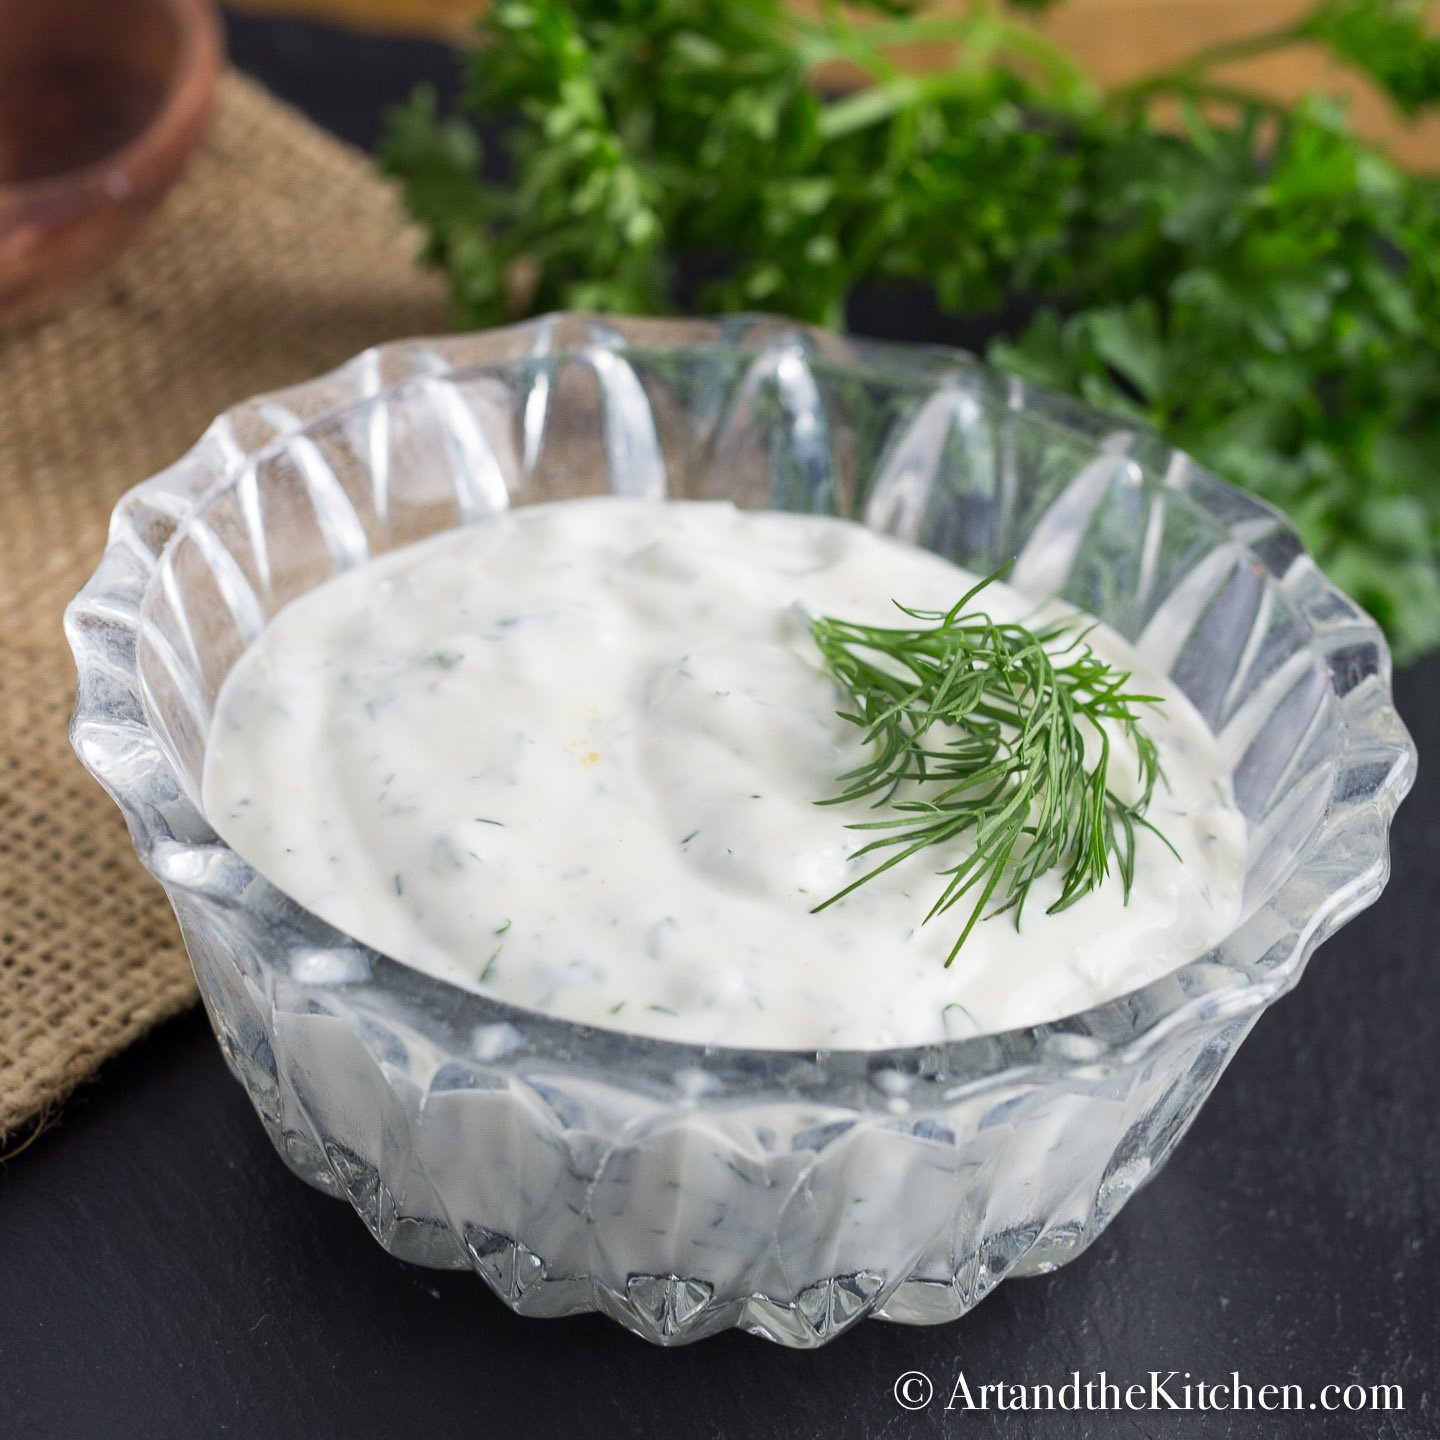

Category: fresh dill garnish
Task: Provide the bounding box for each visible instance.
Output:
[810,569,1175,965]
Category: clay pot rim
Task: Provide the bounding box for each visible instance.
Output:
[0,0,224,210]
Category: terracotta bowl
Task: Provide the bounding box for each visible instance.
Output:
[0,0,223,325]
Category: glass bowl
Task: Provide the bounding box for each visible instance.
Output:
[66,314,1415,1347]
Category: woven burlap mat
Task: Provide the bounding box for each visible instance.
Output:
[0,70,447,1145]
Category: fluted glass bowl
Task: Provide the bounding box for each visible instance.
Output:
[66,314,1415,1347]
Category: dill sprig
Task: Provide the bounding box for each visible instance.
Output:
[810,570,1175,965]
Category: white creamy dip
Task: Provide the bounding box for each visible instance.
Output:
[203,498,1245,1049]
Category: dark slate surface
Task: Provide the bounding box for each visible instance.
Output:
[2,14,1434,1438]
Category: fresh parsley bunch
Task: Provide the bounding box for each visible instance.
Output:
[382,0,1440,663]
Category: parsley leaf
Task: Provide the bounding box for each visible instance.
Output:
[381,0,1440,662]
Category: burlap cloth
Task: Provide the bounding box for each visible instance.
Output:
[0,70,447,1145]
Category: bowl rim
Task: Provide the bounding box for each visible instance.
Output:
[0,0,222,208]
[65,312,1418,1093]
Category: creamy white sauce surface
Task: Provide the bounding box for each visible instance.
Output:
[203,498,1245,1049]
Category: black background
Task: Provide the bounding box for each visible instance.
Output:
[2,14,1436,1438]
